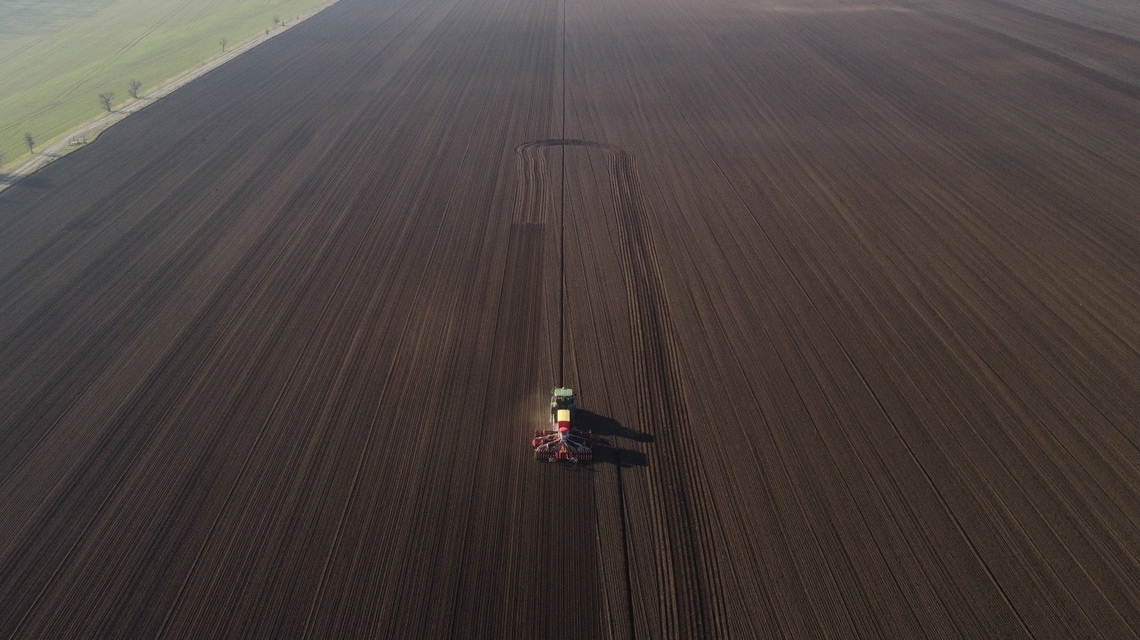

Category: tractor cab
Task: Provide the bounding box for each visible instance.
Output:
[551,387,575,414]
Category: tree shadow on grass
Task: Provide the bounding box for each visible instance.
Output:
[577,409,652,468]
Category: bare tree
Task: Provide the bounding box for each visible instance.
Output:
[99,92,114,112]
[25,132,35,153]
[128,79,142,99]
[273,16,280,27]
[219,38,227,52]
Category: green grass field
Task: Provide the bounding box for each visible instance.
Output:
[0,0,331,171]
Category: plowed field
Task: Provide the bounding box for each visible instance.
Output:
[2,0,1139,637]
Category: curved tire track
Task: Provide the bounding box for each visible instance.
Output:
[518,138,725,637]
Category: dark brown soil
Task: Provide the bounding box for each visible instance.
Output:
[2,0,1139,636]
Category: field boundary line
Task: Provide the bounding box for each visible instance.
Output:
[0,0,342,194]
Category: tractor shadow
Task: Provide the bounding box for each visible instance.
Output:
[577,409,652,468]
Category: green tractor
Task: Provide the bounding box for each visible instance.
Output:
[550,387,576,419]
[533,387,592,463]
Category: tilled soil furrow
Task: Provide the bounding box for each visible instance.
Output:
[606,148,719,637]
[3,0,1140,636]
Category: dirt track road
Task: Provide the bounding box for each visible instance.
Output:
[2,0,1140,636]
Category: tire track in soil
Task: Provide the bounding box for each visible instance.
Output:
[605,146,726,638]
[517,139,633,640]
[500,223,598,639]
[519,139,726,637]
[513,142,554,225]
[511,141,604,639]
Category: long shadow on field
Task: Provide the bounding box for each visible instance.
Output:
[577,409,651,468]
